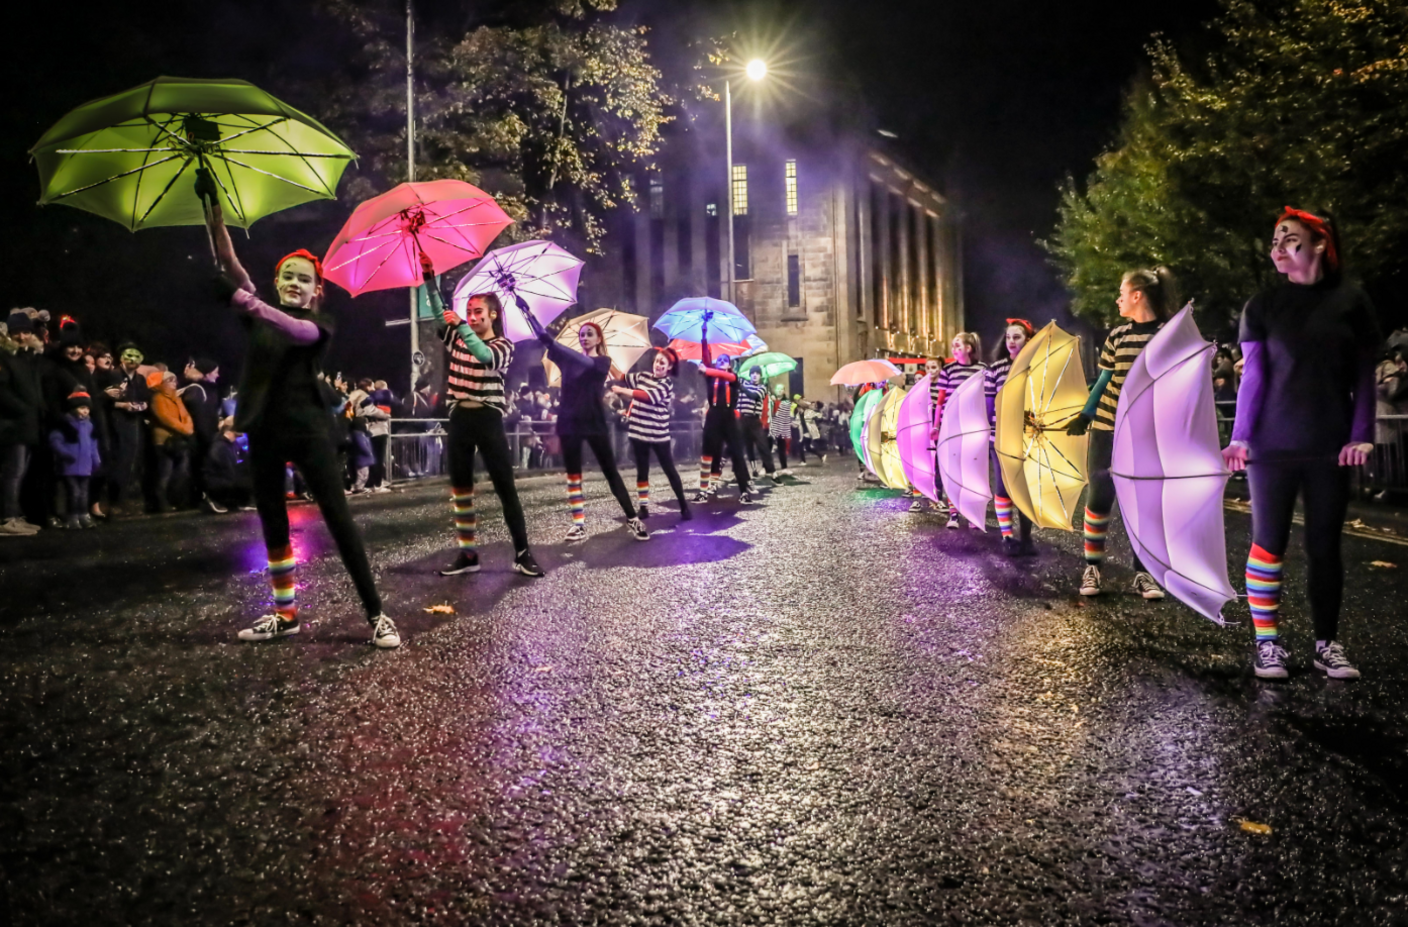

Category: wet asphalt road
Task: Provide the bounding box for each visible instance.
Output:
[2,462,1407,926]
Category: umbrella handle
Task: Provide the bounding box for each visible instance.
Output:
[194,160,221,270]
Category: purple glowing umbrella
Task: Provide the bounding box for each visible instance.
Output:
[451,240,584,343]
[654,297,756,345]
[935,373,992,528]
[897,374,940,503]
[1112,303,1237,624]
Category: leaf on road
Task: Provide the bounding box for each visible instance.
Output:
[1235,818,1272,835]
[532,665,554,673]
[423,604,455,614]
[1370,561,1397,569]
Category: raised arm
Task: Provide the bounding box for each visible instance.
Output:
[197,170,254,294]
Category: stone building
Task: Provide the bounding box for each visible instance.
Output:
[576,118,964,399]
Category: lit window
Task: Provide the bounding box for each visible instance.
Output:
[731,164,748,216]
[649,177,664,219]
[785,159,798,216]
[705,202,718,217]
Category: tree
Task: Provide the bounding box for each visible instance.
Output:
[1045,0,1408,328]
[312,0,672,254]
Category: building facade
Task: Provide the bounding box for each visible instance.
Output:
[577,122,964,400]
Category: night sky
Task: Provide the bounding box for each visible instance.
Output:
[3,0,1223,378]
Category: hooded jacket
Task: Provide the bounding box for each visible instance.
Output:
[0,339,44,447]
[148,375,194,446]
[49,414,101,476]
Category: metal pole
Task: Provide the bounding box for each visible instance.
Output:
[724,79,735,307]
[406,0,419,401]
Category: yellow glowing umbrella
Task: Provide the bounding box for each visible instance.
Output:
[994,321,1088,530]
[543,308,652,387]
[865,386,909,489]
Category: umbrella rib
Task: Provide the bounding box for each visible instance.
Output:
[212,154,326,195]
[47,152,184,200]
[254,122,341,197]
[136,157,198,225]
[216,149,353,158]
[130,113,187,229]
[324,237,396,273]
[54,147,175,154]
[419,231,490,256]
[210,159,250,226]
[1038,347,1075,417]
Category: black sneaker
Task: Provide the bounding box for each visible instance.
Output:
[691,492,711,503]
[637,502,650,519]
[438,551,480,576]
[370,614,401,649]
[678,501,693,521]
[739,491,756,504]
[626,517,650,541]
[1079,564,1103,596]
[1314,641,1360,680]
[1254,639,1290,680]
[514,548,545,578]
[238,614,300,642]
[1132,572,1166,600]
[1011,538,1038,557]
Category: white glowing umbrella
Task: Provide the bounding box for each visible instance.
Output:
[897,374,940,503]
[451,240,584,343]
[936,373,992,528]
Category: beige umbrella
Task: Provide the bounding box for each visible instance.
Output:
[543,308,653,387]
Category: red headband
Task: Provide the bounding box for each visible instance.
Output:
[1275,208,1338,272]
[1004,318,1035,337]
[276,249,324,281]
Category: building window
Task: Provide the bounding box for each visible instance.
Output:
[785,159,798,216]
[731,164,748,216]
[649,176,664,219]
[787,254,801,307]
[705,202,718,217]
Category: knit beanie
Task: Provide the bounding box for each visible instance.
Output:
[68,388,92,410]
[5,311,34,335]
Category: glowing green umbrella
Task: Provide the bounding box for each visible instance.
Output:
[850,387,886,464]
[29,76,355,232]
[738,351,797,380]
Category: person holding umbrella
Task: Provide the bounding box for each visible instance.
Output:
[199,170,400,650]
[736,366,776,482]
[695,314,758,504]
[429,255,544,578]
[985,320,1037,555]
[610,347,692,521]
[523,309,648,542]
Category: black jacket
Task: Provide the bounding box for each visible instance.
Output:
[0,348,44,447]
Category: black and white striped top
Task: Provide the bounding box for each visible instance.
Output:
[443,326,513,414]
[737,380,766,417]
[625,371,673,443]
[768,396,793,437]
[936,359,985,394]
[1094,320,1163,431]
[984,356,1013,439]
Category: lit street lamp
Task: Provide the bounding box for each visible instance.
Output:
[725,59,769,309]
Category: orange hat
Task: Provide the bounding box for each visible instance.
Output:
[146,371,164,389]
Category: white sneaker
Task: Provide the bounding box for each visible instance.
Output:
[1080,564,1103,596]
[203,494,228,515]
[0,517,40,536]
[565,524,587,543]
[371,484,392,494]
[1132,572,1165,600]
[945,513,960,530]
[909,499,925,512]
[370,614,401,649]
[238,614,300,642]
[626,517,650,541]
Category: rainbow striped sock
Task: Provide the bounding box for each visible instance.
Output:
[267,543,297,622]
[1083,507,1109,564]
[566,474,585,526]
[1246,544,1283,641]
[700,457,713,492]
[994,495,1014,539]
[452,486,477,550]
[637,481,650,505]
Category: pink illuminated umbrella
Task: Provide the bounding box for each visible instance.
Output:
[897,374,939,503]
[1112,304,1237,624]
[935,373,992,528]
[452,240,585,343]
[831,358,902,386]
[323,180,512,296]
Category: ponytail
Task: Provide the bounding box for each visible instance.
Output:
[1121,266,1179,322]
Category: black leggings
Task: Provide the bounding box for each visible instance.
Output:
[561,432,636,518]
[772,435,790,469]
[62,476,89,518]
[1249,459,1351,641]
[704,409,751,490]
[449,404,529,552]
[1086,428,1145,572]
[631,438,688,504]
[740,415,774,473]
[249,428,382,618]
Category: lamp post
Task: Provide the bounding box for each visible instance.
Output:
[724,59,767,309]
[406,0,420,400]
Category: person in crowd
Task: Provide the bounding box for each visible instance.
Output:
[768,382,795,476]
[932,333,986,529]
[693,318,758,505]
[1,311,45,535]
[1066,268,1177,601]
[366,385,393,492]
[148,370,194,512]
[431,261,543,576]
[204,417,254,512]
[180,358,221,507]
[799,398,825,463]
[985,320,1037,555]
[526,309,648,542]
[345,381,377,494]
[736,366,775,482]
[611,347,692,521]
[41,317,108,520]
[1223,208,1379,680]
[103,342,150,517]
[202,167,400,649]
[48,387,100,529]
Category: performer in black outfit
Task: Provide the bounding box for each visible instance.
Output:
[1224,208,1379,681]
[200,170,399,649]
[693,312,756,504]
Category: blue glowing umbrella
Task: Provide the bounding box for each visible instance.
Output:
[654,297,756,345]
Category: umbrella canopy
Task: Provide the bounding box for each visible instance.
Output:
[850,388,886,465]
[668,337,754,365]
[544,309,652,387]
[654,297,756,345]
[994,321,1088,530]
[30,76,354,230]
[875,387,910,489]
[451,240,584,343]
[831,358,902,386]
[737,352,797,380]
[323,180,512,297]
[1112,305,1238,623]
[897,374,940,503]
[936,373,992,528]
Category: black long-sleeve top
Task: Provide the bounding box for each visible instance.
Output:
[540,336,612,437]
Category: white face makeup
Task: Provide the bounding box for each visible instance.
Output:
[925,359,940,378]
[464,297,497,338]
[1004,325,1028,358]
[275,258,322,309]
[578,326,602,353]
[653,352,671,377]
[1270,220,1325,282]
[951,338,971,365]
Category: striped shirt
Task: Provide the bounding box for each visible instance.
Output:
[984,356,1013,439]
[935,359,985,425]
[625,371,673,443]
[768,396,793,437]
[1093,320,1162,431]
[737,380,766,417]
[443,326,513,414]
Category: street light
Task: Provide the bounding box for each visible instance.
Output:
[725,58,769,308]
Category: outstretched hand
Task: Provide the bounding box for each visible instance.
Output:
[419,251,435,282]
[1064,413,1090,437]
[194,168,218,202]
